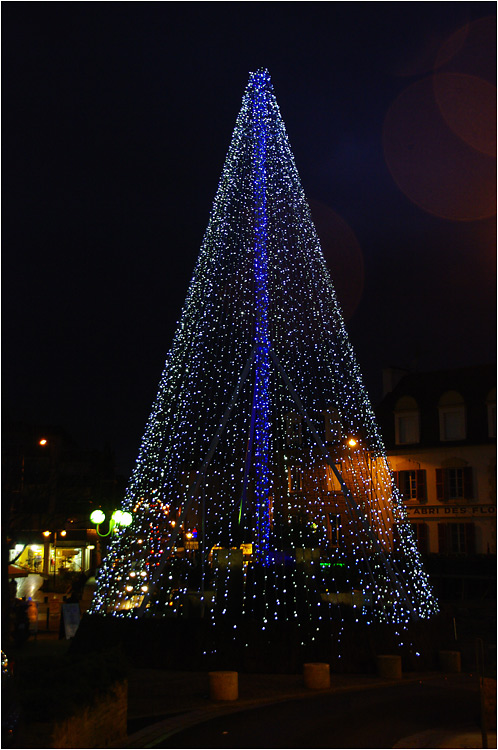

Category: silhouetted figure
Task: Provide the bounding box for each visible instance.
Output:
[26,598,38,638]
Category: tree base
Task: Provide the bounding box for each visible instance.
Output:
[70,610,449,675]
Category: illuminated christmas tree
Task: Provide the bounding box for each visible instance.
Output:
[89,69,438,658]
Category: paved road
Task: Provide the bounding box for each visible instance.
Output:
[155,677,482,749]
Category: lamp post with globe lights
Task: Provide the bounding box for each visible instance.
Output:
[89,510,133,572]
[90,509,133,537]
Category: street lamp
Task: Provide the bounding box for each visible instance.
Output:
[90,509,133,537]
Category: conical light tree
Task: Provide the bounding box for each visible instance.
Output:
[90,69,438,649]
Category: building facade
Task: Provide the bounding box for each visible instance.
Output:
[376,364,496,558]
[3,421,123,586]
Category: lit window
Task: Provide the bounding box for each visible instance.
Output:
[398,470,416,499]
[394,469,426,501]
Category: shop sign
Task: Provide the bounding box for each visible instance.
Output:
[406,504,496,519]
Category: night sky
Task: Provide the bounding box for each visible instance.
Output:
[3,2,496,476]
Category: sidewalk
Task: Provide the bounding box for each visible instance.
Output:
[122,669,496,749]
[394,729,497,748]
[10,630,496,749]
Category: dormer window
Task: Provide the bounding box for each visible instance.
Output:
[438,391,466,441]
[394,396,420,445]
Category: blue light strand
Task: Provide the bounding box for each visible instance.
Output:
[252,69,271,566]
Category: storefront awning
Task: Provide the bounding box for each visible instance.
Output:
[8,564,29,578]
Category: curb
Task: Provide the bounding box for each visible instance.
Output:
[121,674,437,749]
[393,729,497,748]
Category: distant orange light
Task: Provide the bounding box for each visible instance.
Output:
[60,530,67,537]
[39,438,48,446]
[43,530,50,537]
[347,437,358,448]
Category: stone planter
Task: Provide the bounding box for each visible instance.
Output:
[303,662,330,690]
[209,671,238,701]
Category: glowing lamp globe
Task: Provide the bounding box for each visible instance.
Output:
[112,510,132,526]
[90,509,106,525]
[120,512,133,526]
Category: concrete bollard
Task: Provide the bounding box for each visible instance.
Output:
[438,650,461,673]
[303,662,330,690]
[208,671,238,701]
[376,655,402,680]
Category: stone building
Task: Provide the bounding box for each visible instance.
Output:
[376,364,496,558]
